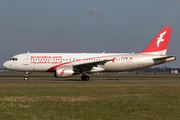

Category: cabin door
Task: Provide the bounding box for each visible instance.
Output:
[23,55,29,65]
[138,55,144,66]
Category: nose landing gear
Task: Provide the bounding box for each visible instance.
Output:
[24,75,28,81]
[24,72,29,81]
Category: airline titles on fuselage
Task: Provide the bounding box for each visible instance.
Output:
[31,55,62,59]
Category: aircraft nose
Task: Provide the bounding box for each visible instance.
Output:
[3,61,8,69]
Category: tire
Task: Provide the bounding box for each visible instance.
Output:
[81,76,85,80]
[81,75,89,81]
[24,76,28,81]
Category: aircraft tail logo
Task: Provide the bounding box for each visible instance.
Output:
[140,26,172,55]
[157,31,166,47]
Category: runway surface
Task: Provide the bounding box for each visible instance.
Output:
[0,74,180,82]
[0,78,180,82]
[1,80,180,82]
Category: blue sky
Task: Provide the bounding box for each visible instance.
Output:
[1,0,180,67]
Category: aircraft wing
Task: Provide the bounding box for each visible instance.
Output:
[73,59,112,73]
[74,59,110,67]
[53,58,115,74]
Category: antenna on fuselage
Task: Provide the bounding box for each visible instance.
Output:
[103,51,105,54]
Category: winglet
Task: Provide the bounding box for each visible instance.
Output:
[139,26,172,55]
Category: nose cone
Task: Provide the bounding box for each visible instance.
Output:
[3,61,9,70]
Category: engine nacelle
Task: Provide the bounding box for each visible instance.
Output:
[54,69,74,78]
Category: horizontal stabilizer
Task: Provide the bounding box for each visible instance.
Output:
[153,56,176,65]
[153,56,176,61]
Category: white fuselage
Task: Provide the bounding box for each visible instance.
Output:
[3,52,172,73]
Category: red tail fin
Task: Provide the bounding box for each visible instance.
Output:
[140,26,172,55]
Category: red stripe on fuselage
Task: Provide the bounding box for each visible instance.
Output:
[46,54,127,72]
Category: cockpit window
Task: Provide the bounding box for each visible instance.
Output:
[9,58,18,61]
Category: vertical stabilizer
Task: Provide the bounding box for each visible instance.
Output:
[140,26,172,55]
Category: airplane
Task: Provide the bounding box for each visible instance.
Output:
[3,26,176,81]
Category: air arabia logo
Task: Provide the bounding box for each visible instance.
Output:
[111,57,116,63]
[60,69,65,76]
[157,31,166,47]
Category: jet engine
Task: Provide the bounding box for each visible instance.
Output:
[54,69,74,78]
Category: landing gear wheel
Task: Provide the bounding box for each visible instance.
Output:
[81,75,89,81]
[24,76,28,81]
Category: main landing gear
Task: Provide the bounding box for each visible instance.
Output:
[24,72,29,81]
[81,75,89,81]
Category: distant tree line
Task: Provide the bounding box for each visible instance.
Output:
[133,67,180,73]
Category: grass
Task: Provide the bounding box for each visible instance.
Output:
[0,74,180,119]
